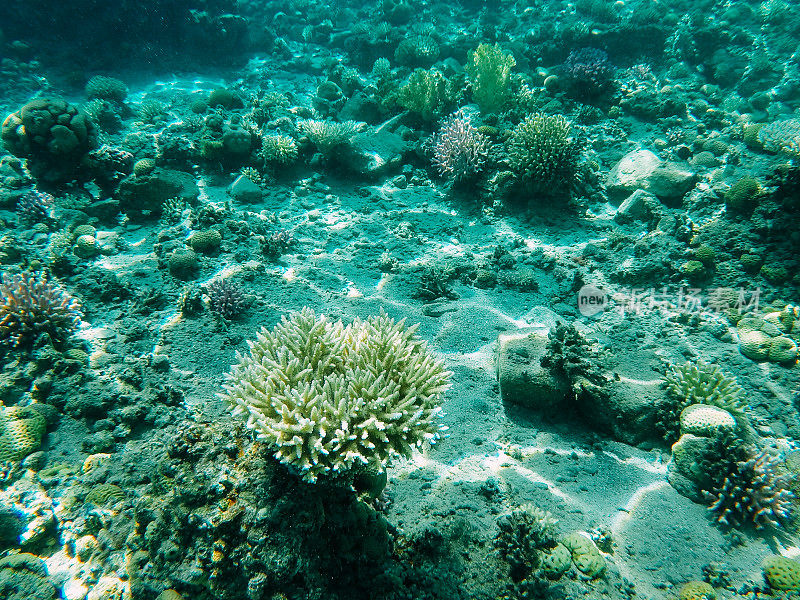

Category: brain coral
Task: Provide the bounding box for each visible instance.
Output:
[221,308,452,482]
[663,360,748,431]
[678,581,716,600]
[0,405,46,462]
[0,271,82,349]
[762,555,800,591]
[680,404,736,437]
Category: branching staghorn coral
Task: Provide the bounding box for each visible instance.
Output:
[220,307,452,482]
[297,119,365,156]
[661,359,749,442]
[702,442,794,530]
[0,270,82,349]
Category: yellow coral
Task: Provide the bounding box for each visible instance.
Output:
[679,404,736,437]
[85,483,125,507]
[561,532,605,578]
[0,404,46,462]
[540,543,572,579]
[763,555,800,591]
[678,581,716,600]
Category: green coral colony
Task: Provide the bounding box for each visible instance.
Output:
[0,0,799,599]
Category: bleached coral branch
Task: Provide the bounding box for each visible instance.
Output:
[220,307,451,482]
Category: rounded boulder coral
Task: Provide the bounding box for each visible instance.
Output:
[220,307,452,482]
[0,271,82,349]
[2,97,97,184]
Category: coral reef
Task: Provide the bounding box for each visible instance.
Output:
[661,360,748,442]
[495,504,559,580]
[397,68,458,121]
[1,97,98,184]
[562,47,616,100]
[205,278,245,319]
[699,437,794,530]
[506,113,581,199]
[85,75,128,103]
[0,553,56,600]
[762,555,800,591]
[466,43,516,114]
[428,109,491,181]
[15,189,54,227]
[220,308,452,482]
[260,133,299,166]
[298,119,364,157]
[0,271,82,349]
[0,405,46,462]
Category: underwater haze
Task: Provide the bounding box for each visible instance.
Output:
[0,0,799,599]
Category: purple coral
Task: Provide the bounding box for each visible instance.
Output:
[428,109,491,181]
[206,278,245,319]
[16,189,54,226]
[563,47,615,100]
[704,446,794,530]
[0,271,82,348]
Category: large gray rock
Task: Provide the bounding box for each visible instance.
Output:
[346,129,407,179]
[614,189,662,224]
[606,149,660,204]
[579,374,665,445]
[497,328,568,411]
[645,163,697,205]
[606,149,696,205]
[229,175,263,204]
[118,168,198,219]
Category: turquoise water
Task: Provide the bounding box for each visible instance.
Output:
[0,1,798,598]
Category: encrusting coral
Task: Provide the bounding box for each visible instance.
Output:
[220,307,452,482]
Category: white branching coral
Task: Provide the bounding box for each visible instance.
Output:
[220,307,452,482]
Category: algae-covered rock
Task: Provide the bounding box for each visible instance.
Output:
[497,329,569,411]
[117,168,198,219]
[0,553,56,600]
[229,174,263,203]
